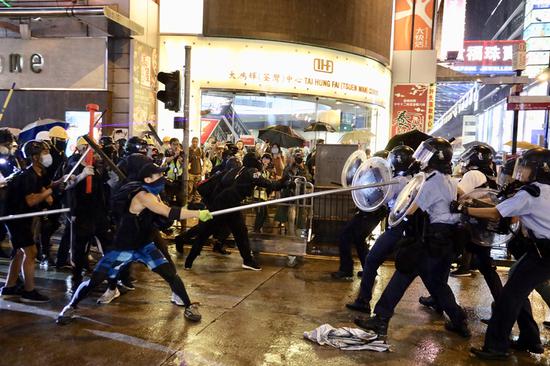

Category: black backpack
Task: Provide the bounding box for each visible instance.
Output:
[110,181,144,220]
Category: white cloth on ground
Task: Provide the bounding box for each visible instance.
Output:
[303,324,390,351]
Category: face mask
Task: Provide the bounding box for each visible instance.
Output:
[41,153,53,168]
[271,148,279,154]
[55,140,67,153]
[143,176,166,195]
[295,157,303,164]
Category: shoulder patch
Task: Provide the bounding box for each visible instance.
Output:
[520,183,540,197]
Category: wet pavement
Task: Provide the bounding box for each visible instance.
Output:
[1,246,550,366]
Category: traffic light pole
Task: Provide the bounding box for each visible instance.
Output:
[182,45,191,210]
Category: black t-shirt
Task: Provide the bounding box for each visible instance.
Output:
[6,166,50,216]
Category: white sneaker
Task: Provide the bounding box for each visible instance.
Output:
[97,288,120,304]
[170,292,185,306]
[56,305,77,325]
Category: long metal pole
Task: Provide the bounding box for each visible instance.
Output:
[0,82,16,123]
[210,181,398,217]
[63,146,92,183]
[511,70,522,155]
[0,208,70,222]
[182,46,191,206]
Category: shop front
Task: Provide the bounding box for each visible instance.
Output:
[158,36,392,150]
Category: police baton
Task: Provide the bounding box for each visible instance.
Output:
[147,123,164,148]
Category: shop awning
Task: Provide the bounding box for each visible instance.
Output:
[0,6,143,38]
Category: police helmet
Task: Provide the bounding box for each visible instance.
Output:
[22,140,47,159]
[513,148,550,184]
[99,136,114,147]
[125,136,148,155]
[388,145,415,175]
[459,143,494,173]
[225,156,242,171]
[413,137,453,174]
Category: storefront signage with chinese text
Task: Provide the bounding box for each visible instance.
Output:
[451,40,525,75]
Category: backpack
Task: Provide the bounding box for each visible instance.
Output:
[196,171,224,200]
[110,181,144,220]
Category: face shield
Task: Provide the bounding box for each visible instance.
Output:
[412,141,435,169]
[512,156,534,183]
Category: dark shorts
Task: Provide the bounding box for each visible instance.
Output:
[94,242,168,279]
[5,219,34,249]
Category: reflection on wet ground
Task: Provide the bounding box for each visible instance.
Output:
[1,248,549,365]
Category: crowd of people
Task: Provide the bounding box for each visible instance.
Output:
[1,124,550,361]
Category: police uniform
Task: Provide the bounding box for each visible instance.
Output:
[481,182,550,354]
[356,138,469,338]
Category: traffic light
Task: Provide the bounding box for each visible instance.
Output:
[157,71,181,112]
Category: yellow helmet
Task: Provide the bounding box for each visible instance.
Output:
[76,136,89,147]
[49,126,68,140]
[162,136,171,143]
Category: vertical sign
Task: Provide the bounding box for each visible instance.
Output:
[394,0,436,51]
[391,84,430,136]
[426,84,436,131]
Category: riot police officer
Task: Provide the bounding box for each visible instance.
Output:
[355,138,470,338]
[346,145,415,313]
[331,150,390,280]
[464,148,550,359]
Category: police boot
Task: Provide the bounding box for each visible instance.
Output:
[445,319,471,338]
[346,298,371,314]
[354,315,389,336]
[419,295,443,314]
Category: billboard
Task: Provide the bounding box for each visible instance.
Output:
[394,0,436,51]
[391,84,430,136]
[451,40,526,75]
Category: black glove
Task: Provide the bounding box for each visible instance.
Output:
[449,200,467,214]
[51,181,66,196]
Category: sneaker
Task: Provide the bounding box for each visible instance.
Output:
[0,285,23,298]
[171,292,185,306]
[470,347,510,360]
[118,279,135,291]
[242,259,262,271]
[184,304,202,322]
[56,263,73,271]
[57,305,77,325]
[330,271,353,281]
[419,296,443,314]
[450,267,472,277]
[445,320,471,338]
[20,289,50,303]
[354,315,389,336]
[97,287,120,304]
[346,298,371,314]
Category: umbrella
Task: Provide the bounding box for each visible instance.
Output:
[339,129,375,144]
[304,122,336,133]
[385,129,431,151]
[258,125,305,148]
[504,140,539,150]
[19,119,69,143]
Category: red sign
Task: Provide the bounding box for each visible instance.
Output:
[452,40,526,74]
[200,118,219,144]
[391,84,430,136]
[239,135,256,146]
[394,0,436,51]
[507,96,550,111]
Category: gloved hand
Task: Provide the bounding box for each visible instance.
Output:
[51,180,66,196]
[82,165,95,177]
[450,200,467,214]
[198,210,213,222]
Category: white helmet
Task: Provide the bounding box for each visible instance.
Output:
[36,131,51,142]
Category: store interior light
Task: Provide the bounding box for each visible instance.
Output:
[537,67,550,82]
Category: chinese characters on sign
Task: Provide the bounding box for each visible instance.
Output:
[391,84,430,136]
[394,0,436,51]
[452,40,526,75]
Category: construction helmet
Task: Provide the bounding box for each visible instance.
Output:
[49,126,69,140]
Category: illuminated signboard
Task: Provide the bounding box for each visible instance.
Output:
[451,40,525,75]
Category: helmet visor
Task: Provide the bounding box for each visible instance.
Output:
[412,141,435,169]
[512,156,534,182]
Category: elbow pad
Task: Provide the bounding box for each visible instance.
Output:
[168,206,182,221]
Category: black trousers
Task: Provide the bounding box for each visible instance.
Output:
[186,212,253,265]
[72,215,112,280]
[374,252,466,325]
[338,209,386,274]
[38,214,61,260]
[467,242,503,300]
[484,251,550,352]
[55,218,72,267]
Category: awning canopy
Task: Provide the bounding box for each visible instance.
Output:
[0,6,143,38]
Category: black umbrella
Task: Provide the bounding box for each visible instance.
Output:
[385,129,432,151]
[304,122,337,133]
[258,125,305,148]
